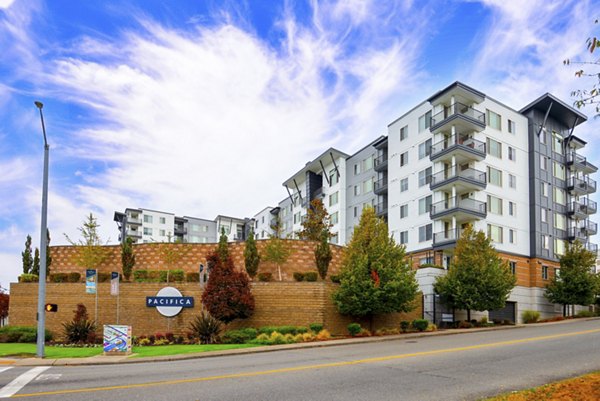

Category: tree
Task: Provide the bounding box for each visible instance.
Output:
[21,235,33,275]
[217,227,229,262]
[545,240,597,315]
[31,248,40,276]
[121,237,136,281]
[332,207,418,330]
[243,230,260,278]
[263,235,292,281]
[0,289,8,327]
[270,215,284,239]
[315,228,332,279]
[298,198,332,241]
[201,252,255,323]
[434,225,516,321]
[65,213,109,270]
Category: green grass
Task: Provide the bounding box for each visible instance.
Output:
[0,343,260,359]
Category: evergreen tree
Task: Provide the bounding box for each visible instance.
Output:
[298,198,332,241]
[315,228,332,279]
[217,227,229,263]
[332,207,418,329]
[201,252,255,323]
[32,248,40,276]
[121,237,136,281]
[243,230,260,278]
[21,235,33,275]
[545,240,597,315]
[64,213,108,270]
[434,225,516,321]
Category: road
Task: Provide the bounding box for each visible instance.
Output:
[2,318,600,400]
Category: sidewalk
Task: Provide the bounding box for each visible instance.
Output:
[10,318,597,367]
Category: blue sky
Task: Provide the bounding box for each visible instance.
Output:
[1,0,599,289]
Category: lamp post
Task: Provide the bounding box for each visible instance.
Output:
[34,101,49,358]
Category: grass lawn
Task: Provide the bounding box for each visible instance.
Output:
[486,371,600,400]
[0,343,260,359]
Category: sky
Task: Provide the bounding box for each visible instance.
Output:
[1,0,600,290]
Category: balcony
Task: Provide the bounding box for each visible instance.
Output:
[430,197,487,222]
[430,166,487,192]
[568,198,597,219]
[566,152,598,174]
[126,229,141,238]
[579,220,598,236]
[374,154,388,172]
[430,135,486,163]
[433,228,463,249]
[585,242,598,254]
[375,201,388,217]
[567,176,597,195]
[430,102,486,134]
[174,226,187,235]
[374,178,388,195]
[127,217,142,225]
[568,227,587,242]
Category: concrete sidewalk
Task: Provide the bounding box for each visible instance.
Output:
[9,318,597,367]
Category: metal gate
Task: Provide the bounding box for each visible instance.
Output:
[423,294,454,327]
[489,301,516,324]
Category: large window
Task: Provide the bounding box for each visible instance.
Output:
[400,178,409,192]
[487,109,501,130]
[554,213,566,230]
[418,224,432,242]
[487,195,503,215]
[400,151,409,167]
[159,217,166,224]
[487,166,502,186]
[418,167,432,187]
[487,138,502,158]
[143,215,153,224]
[362,155,374,171]
[418,139,432,159]
[552,131,562,153]
[400,125,408,141]
[329,192,339,206]
[487,224,503,243]
[553,162,565,180]
[330,212,339,225]
[554,239,566,256]
[418,195,432,215]
[143,227,153,236]
[418,111,432,131]
[362,178,373,193]
[553,188,566,205]
[330,169,339,185]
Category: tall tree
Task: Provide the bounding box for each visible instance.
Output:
[263,236,292,281]
[0,290,8,327]
[217,227,229,263]
[434,225,516,321]
[243,230,260,278]
[64,213,108,270]
[314,228,332,279]
[332,207,418,330]
[32,248,40,276]
[545,240,597,315]
[120,237,136,281]
[298,198,332,241]
[21,235,33,275]
[201,252,255,323]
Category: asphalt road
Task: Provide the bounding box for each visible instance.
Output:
[2,318,600,401]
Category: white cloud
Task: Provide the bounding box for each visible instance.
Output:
[0,0,16,10]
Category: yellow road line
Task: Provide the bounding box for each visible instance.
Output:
[13,328,600,398]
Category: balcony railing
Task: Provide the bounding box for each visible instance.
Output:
[430,166,487,190]
[430,135,486,162]
[566,151,598,173]
[375,201,388,216]
[433,228,463,247]
[585,242,598,254]
[430,102,485,131]
[568,176,597,194]
[430,197,486,219]
[374,178,388,194]
[126,229,142,237]
[127,217,142,225]
[374,154,388,171]
[579,220,598,236]
[568,227,587,241]
[568,198,597,216]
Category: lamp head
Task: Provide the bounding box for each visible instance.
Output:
[34,101,43,110]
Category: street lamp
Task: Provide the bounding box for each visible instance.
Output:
[34,101,49,358]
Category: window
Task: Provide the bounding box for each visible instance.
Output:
[509,229,516,244]
[508,146,516,161]
[487,224,503,243]
[418,167,432,187]
[354,185,361,196]
[487,195,503,215]
[553,188,566,205]
[400,204,408,219]
[353,206,358,218]
[400,178,409,192]
[509,174,516,189]
[554,213,566,230]
[552,131,562,153]
[487,166,502,186]
[418,110,432,131]
[509,261,517,275]
[294,212,301,224]
[329,192,339,206]
[143,227,153,236]
[354,164,361,175]
[418,224,433,242]
[400,151,409,167]
[418,139,432,159]
[400,231,408,244]
[159,229,165,236]
[330,169,339,185]
[143,215,153,224]
[418,195,432,215]
[363,155,374,171]
[541,208,547,223]
[487,138,502,158]
[553,162,565,180]
[400,125,408,141]
[542,266,549,280]
[362,178,373,193]
[542,235,549,249]
[487,109,501,130]
[541,182,548,197]
[202,225,209,232]
[331,233,339,244]
[508,119,516,134]
[330,212,339,225]
[159,217,166,224]
[540,155,547,170]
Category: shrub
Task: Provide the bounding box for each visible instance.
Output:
[97,272,111,282]
[293,334,305,343]
[189,311,222,344]
[133,270,148,282]
[309,323,324,333]
[400,321,410,333]
[522,310,540,324]
[257,272,272,282]
[62,304,96,344]
[154,339,170,346]
[222,328,258,344]
[165,332,175,343]
[347,323,362,336]
[67,272,81,283]
[138,338,151,346]
[0,326,52,343]
[186,272,200,282]
[18,274,39,283]
[170,270,185,282]
[329,274,341,284]
[316,329,331,341]
[283,333,296,344]
[293,272,305,282]
[418,263,444,269]
[426,324,438,332]
[50,273,68,283]
[258,326,308,335]
[304,272,318,282]
[479,316,488,326]
[457,321,473,329]
[576,310,596,318]
[412,319,429,332]
[302,332,316,342]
